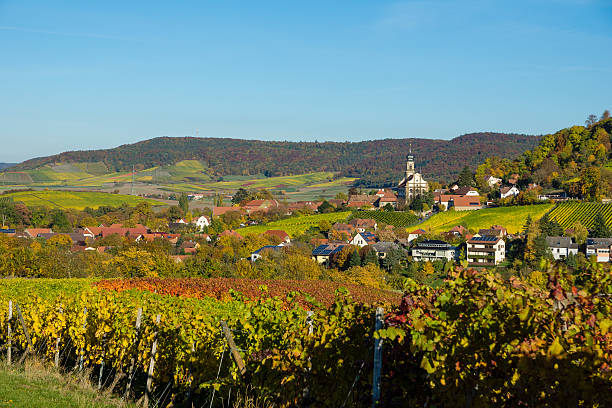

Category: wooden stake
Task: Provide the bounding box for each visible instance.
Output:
[16,303,33,364]
[371,307,384,408]
[7,300,12,365]
[125,307,143,398]
[79,307,87,371]
[54,307,63,368]
[143,314,161,408]
[220,320,246,376]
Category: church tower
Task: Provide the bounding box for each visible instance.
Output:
[397,143,428,204]
[405,146,415,178]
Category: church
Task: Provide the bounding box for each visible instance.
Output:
[397,148,428,204]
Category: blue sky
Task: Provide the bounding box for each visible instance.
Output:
[1,0,611,162]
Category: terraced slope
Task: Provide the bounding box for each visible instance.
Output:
[548,202,612,229]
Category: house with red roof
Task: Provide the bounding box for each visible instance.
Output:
[243,199,281,214]
[264,230,291,243]
[408,228,426,242]
[24,228,53,238]
[213,206,242,218]
[450,196,482,211]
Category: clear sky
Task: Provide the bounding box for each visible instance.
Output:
[1,0,611,162]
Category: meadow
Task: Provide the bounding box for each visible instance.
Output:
[237,211,351,236]
[1,190,166,210]
[415,204,555,233]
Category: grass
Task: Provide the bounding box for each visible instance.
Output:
[2,190,166,210]
[237,211,351,236]
[0,360,135,408]
[415,204,555,234]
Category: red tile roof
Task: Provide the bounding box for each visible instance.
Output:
[25,228,53,238]
[264,230,290,241]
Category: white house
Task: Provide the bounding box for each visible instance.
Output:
[500,186,520,199]
[350,232,378,248]
[467,236,505,266]
[411,240,457,262]
[586,238,612,262]
[193,215,210,231]
[546,236,579,260]
[408,229,426,242]
[484,175,502,187]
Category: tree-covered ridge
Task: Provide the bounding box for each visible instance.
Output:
[475,114,612,199]
[9,132,539,186]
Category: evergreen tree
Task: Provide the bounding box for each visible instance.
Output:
[178,193,189,215]
[363,248,379,266]
[349,250,361,268]
[539,214,564,237]
[458,166,473,187]
[590,212,611,238]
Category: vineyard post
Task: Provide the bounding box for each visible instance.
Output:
[306,311,314,335]
[16,303,33,364]
[54,307,63,368]
[371,307,384,408]
[79,307,87,371]
[143,314,161,408]
[125,307,143,399]
[98,335,106,390]
[7,300,12,365]
[220,320,246,376]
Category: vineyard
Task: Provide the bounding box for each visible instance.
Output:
[548,201,612,229]
[350,210,419,227]
[416,204,554,233]
[1,266,611,407]
[95,277,401,306]
[237,211,351,236]
[1,190,165,210]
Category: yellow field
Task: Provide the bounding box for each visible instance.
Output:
[237,212,351,236]
[416,204,554,234]
[3,190,166,210]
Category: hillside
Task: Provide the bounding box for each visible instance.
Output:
[7,133,539,186]
[475,114,612,198]
[0,190,165,210]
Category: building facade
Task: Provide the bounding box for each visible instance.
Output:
[411,240,458,261]
[467,236,505,266]
[397,150,428,204]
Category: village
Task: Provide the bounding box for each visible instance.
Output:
[1,149,603,275]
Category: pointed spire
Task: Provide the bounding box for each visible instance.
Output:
[409,142,412,154]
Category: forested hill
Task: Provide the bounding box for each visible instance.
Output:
[475,114,612,199]
[11,133,538,186]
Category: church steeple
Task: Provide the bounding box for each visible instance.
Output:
[406,143,415,176]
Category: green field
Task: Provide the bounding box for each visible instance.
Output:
[2,190,166,210]
[238,211,351,236]
[415,204,555,234]
[548,202,612,229]
[203,172,336,190]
